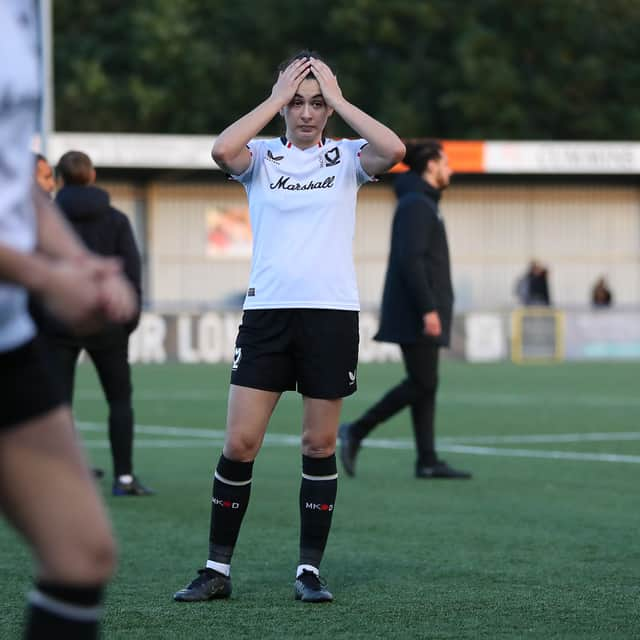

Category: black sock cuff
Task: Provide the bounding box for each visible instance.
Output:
[217,454,254,482]
[302,454,337,477]
[35,582,103,607]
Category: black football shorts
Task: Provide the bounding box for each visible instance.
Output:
[230,309,359,399]
[0,336,65,430]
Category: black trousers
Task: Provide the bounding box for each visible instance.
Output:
[352,341,440,467]
[44,339,134,477]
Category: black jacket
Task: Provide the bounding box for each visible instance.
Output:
[32,185,142,348]
[374,171,454,346]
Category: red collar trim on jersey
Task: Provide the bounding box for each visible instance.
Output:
[280,136,326,149]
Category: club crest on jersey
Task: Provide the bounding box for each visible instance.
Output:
[232,347,242,370]
[324,147,341,167]
[266,149,284,165]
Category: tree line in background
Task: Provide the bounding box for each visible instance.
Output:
[54,0,640,140]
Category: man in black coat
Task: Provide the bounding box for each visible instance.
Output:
[339,140,471,479]
[34,150,153,496]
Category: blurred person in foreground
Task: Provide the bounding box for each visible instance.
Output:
[32,150,153,497]
[173,49,405,604]
[339,141,471,480]
[0,3,137,637]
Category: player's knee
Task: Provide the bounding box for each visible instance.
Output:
[76,531,117,583]
[44,531,117,585]
[223,434,261,461]
[91,535,117,582]
[301,434,336,458]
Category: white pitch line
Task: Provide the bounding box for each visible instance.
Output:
[84,439,226,449]
[77,421,227,439]
[77,422,640,446]
[76,422,303,446]
[441,432,640,444]
[77,422,640,464]
[438,392,640,408]
[439,445,640,464]
[74,389,640,408]
[81,438,640,464]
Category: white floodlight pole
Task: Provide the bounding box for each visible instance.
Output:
[38,0,54,157]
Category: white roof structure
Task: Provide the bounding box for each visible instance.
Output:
[43,132,640,174]
[48,132,218,170]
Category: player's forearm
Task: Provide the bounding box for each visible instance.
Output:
[0,243,50,294]
[332,99,405,170]
[212,95,285,165]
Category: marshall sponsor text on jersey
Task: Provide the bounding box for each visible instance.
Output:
[269,176,336,191]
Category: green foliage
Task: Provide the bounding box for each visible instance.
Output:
[53,0,640,139]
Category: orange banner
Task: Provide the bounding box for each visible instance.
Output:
[389,140,485,173]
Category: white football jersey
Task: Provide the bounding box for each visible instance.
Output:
[233,137,373,310]
[0,1,39,350]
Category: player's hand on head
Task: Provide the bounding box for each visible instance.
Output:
[309,58,343,107]
[271,57,311,106]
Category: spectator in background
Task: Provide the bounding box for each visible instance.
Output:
[32,154,98,481]
[592,276,613,307]
[515,259,551,306]
[339,140,471,480]
[34,153,55,196]
[32,151,153,497]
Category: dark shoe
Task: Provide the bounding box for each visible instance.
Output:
[92,468,105,479]
[416,460,472,479]
[338,423,361,477]
[294,570,333,603]
[112,475,155,496]
[173,568,232,602]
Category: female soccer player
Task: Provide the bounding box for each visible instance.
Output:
[174,50,405,603]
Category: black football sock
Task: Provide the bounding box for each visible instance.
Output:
[25,581,103,640]
[208,455,254,566]
[299,454,338,570]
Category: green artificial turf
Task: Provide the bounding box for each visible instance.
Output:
[1,361,638,639]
